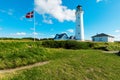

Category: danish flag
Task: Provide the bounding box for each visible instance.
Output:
[26,11,34,18]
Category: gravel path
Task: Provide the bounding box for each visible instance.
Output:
[0,61,49,74]
[102,51,119,53]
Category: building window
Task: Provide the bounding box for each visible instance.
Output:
[99,38,103,41]
[92,38,95,41]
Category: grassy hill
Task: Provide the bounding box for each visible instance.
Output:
[1,49,120,80]
[0,41,120,80]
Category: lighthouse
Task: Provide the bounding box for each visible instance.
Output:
[75,5,84,41]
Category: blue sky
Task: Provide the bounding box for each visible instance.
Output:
[0,0,120,40]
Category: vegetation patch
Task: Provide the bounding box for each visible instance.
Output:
[42,40,91,49]
[0,41,120,70]
[42,40,120,51]
[0,42,48,69]
[1,49,120,80]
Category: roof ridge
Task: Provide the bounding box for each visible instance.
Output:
[92,33,114,38]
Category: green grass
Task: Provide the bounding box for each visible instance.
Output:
[0,41,120,80]
[0,42,48,69]
[1,49,120,80]
[42,40,120,51]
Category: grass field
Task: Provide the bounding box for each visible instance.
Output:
[0,41,48,69]
[1,48,120,80]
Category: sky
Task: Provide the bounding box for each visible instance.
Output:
[0,0,120,40]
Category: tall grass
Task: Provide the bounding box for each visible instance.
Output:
[42,40,120,51]
[2,49,120,80]
[0,42,48,69]
[0,41,120,70]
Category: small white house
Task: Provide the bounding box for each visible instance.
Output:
[92,33,114,42]
[54,33,69,40]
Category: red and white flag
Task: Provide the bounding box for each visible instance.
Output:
[26,11,34,18]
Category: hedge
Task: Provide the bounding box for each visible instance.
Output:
[42,40,91,49]
[42,40,120,50]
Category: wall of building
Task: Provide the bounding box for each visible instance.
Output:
[108,37,114,42]
[92,36,114,42]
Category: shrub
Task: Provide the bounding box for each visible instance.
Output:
[63,41,79,49]
[117,51,120,56]
[42,40,91,49]
[42,41,120,51]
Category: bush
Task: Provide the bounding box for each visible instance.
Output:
[117,51,120,56]
[42,40,91,49]
[42,41,120,51]
[63,41,79,49]
[89,42,120,51]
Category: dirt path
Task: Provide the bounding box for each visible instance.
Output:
[0,61,49,74]
[102,51,119,53]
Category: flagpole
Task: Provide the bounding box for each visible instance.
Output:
[33,2,36,42]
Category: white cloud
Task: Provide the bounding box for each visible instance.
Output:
[11,32,26,36]
[67,29,74,33]
[20,15,33,22]
[61,32,67,34]
[17,32,26,36]
[20,16,25,21]
[0,9,6,13]
[34,22,42,26]
[0,27,2,30]
[0,9,14,16]
[8,12,13,15]
[113,34,120,41]
[43,19,53,24]
[96,0,103,3]
[96,0,108,3]
[43,15,53,24]
[115,30,120,33]
[16,32,26,36]
[51,35,55,37]
[35,0,75,22]
[30,28,35,31]
[29,32,45,36]
[32,32,38,35]
[39,33,46,36]
[7,9,14,15]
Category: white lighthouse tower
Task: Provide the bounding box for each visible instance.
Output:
[75,5,84,41]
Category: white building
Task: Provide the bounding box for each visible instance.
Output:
[92,33,114,42]
[75,5,84,41]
